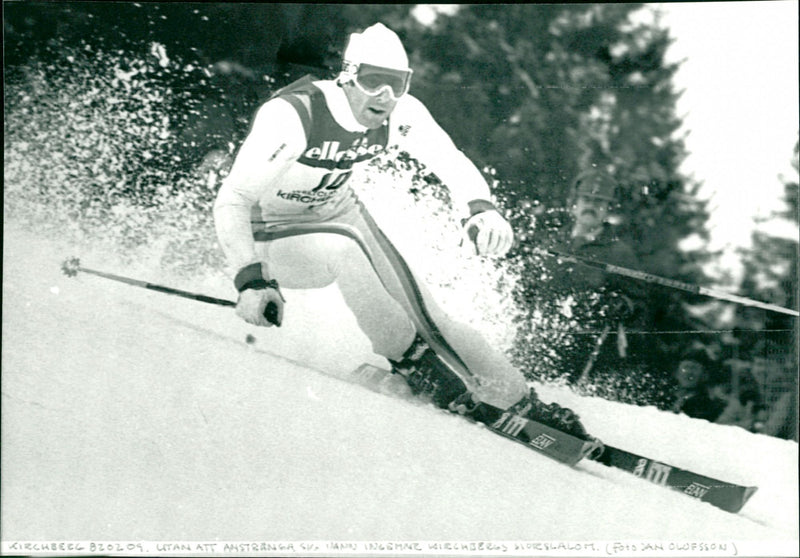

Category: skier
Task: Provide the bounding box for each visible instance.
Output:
[214,23,594,439]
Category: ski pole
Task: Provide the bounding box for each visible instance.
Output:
[60,256,281,325]
[539,248,799,317]
[578,324,611,384]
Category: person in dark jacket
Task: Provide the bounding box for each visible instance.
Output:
[548,170,647,384]
[564,172,636,278]
[671,348,727,422]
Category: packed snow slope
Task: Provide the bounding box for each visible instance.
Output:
[2,225,798,550]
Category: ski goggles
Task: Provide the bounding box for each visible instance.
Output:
[343,62,413,100]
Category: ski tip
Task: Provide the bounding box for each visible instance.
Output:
[720,486,759,514]
[61,256,81,277]
[742,486,758,506]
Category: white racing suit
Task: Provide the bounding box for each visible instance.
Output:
[214,76,528,409]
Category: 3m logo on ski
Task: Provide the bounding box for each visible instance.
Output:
[491,413,527,437]
[529,433,556,450]
[633,458,672,486]
[490,414,556,451]
[684,482,711,499]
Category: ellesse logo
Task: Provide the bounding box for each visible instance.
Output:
[303,140,384,162]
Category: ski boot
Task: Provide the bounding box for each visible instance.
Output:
[510,388,592,440]
[513,388,605,458]
[389,334,469,409]
[446,390,503,424]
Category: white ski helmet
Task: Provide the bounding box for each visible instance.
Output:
[342,23,410,72]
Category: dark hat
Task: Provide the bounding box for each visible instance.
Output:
[573,170,617,202]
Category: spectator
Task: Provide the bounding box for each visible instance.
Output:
[670,348,727,422]
[548,169,648,384]
[753,360,798,441]
[558,169,641,296]
[711,361,763,431]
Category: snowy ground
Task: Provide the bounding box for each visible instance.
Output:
[2,225,798,557]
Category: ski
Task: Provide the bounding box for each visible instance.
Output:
[350,363,758,514]
[479,407,600,466]
[594,445,758,514]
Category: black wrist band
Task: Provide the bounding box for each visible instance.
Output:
[239,278,283,293]
[467,199,497,216]
[235,262,269,292]
[240,278,269,291]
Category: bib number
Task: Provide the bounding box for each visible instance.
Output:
[312,171,352,193]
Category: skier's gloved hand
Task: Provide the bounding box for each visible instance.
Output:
[237,288,284,327]
[463,200,514,257]
[234,262,285,327]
